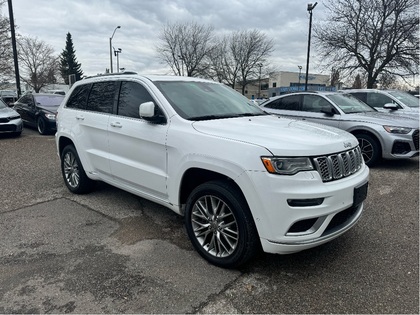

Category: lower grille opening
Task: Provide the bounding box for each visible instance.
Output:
[288,218,318,233]
[392,141,411,154]
[322,206,358,236]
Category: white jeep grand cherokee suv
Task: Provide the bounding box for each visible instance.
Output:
[56,73,369,268]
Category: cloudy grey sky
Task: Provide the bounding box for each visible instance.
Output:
[6,0,328,77]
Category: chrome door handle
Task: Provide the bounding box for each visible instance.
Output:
[76,115,84,120]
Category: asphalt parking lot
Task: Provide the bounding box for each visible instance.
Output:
[0,127,418,314]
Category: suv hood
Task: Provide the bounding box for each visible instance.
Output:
[345,112,419,127]
[192,115,358,156]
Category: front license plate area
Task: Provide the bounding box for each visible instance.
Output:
[353,182,368,206]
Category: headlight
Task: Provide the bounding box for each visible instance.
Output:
[383,125,412,134]
[44,113,56,120]
[261,157,314,175]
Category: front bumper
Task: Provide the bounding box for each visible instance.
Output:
[242,164,369,254]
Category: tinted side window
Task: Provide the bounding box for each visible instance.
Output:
[350,92,367,103]
[266,95,300,110]
[118,81,154,118]
[66,84,91,109]
[87,81,117,113]
[20,95,34,105]
[302,95,332,112]
[366,93,394,108]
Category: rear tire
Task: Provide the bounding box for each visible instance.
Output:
[185,180,259,268]
[356,133,381,166]
[61,145,94,194]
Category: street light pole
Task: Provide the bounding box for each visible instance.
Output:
[257,63,263,98]
[109,26,121,73]
[305,2,317,91]
[298,65,302,90]
[114,48,122,73]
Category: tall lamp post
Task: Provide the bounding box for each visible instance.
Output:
[109,26,121,73]
[298,65,302,90]
[305,2,317,91]
[114,48,122,73]
[257,63,263,98]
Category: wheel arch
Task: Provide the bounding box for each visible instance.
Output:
[350,129,383,155]
[179,168,247,214]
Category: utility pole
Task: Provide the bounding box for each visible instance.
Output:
[7,0,21,97]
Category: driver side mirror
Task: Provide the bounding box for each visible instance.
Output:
[139,101,166,124]
[383,103,399,110]
[321,106,336,116]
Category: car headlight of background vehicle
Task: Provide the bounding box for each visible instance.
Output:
[44,113,56,120]
[261,157,314,175]
[383,125,412,134]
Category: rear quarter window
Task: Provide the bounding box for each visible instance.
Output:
[66,84,91,109]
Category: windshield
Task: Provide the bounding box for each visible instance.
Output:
[34,95,64,106]
[387,91,420,108]
[0,98,6,109]
[327,93,376,113]
[154,80,266,120]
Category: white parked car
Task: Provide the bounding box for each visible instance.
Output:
[55,73,369,268]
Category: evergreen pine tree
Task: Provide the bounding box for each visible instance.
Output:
[60,32,83,84]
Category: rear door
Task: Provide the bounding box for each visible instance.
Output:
[107,80,169,200]
[63,82,114,177]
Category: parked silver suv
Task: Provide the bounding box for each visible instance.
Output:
[260,91,419,166]
[343,89,419,116]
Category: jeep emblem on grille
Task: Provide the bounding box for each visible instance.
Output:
[344,142,352,148]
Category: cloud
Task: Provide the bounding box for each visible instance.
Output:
[7,0,327,77]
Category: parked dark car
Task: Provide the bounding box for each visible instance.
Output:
[13,93,64,135]
[0,98,22,136]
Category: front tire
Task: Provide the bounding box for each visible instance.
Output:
[356,133,381,166]
[61,145,94,194]
[185,180,259,268]
[37,117,48,135]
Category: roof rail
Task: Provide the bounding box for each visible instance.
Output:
[83,71,138,80]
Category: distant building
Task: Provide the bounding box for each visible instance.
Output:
[234,71,334,100]
[234,78,270,100]
[268,71,334,97]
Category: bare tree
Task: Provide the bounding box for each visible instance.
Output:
[0,1,14,86]
[18,36,58,92]
[314,0,419,88]
[207,30,274,94]
[156,21,214,77]
[235,30,274,94]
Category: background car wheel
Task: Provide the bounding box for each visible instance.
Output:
[37,117,48,135]
[61,145,94,194]
[185,180,259,268]
[356,133,381,166]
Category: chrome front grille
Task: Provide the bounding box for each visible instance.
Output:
[313,146,363,182]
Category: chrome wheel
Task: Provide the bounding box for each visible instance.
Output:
[63,151,80,189]
[191,195,239,258]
